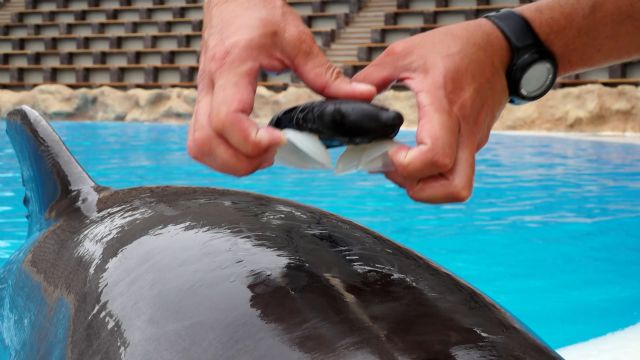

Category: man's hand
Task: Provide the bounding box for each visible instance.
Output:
[189,0,377,176]
[354,19,510,203]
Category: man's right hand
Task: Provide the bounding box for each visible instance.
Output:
[189,0,377,176]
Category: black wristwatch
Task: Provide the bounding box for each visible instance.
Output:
[484,9,557,104]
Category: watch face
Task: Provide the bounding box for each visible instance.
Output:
[519,60,555,99]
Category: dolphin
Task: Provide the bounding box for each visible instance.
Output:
[0,106,563,359]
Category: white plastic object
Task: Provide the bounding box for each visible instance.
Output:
[274,129,332,169]
[335,140,398,175]
[275,129,399,174]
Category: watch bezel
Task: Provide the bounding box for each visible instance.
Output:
[484,9,558,105]
[508,48,558,104]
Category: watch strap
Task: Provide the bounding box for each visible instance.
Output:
[484,9,557,104]
[484,9,541,52]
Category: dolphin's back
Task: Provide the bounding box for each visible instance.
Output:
[23,185,559,360]
[1,107,563,359]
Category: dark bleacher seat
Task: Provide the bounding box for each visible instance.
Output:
[301,12,350,30]
[343,60,640,88]
[25,0,202,10]
[0,0,635,91]
[0,19,202,36]
[356,43,386,61]
[287,0,316,15]
[395,0,532,9]
[0,64,197,83]
[341,60,369,77]
[12,4,204,23]
[370,24,437,42]
[569,61,640,83]
[0,63,294,91]
[555,78,640,87]
[288,0,362,14]
[0,0,333,90]
[384,5,515,26]
[317,0,362,14]
[0,48,200,66]
[0,33,201,51]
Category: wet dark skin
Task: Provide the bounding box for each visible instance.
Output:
[190,0,640,204]
[0,108,564,359]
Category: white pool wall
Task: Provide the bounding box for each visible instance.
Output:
[557,322,640,360]
[493,130,640,144]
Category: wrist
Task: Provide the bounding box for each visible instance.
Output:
[477,18,511,78]
[483,9,558,104]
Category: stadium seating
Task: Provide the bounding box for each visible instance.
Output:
[0,0,635,90]
[342,59,640,88]
[343,1,637,88]
[0,0,359,88]
[396,0,532,9]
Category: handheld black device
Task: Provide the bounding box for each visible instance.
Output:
[269,100,404,148]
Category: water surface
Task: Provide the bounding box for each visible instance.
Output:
[0,122,638,351]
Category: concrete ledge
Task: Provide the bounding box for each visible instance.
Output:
[558,323,640,360]
[0,84,638,134]
[372,84,640,133]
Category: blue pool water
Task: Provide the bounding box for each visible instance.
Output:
[0,121,639,353]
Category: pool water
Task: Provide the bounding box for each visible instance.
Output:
[0,122,639,352]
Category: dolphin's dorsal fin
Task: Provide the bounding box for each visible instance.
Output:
[6,106,99,233]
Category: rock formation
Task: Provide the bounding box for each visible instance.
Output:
[496,85,640,133]
[0,84,638,133]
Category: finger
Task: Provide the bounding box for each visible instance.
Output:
[352,43,404,92]
[191,115,270,177]
[287,31,376,100]
[210,60,285,158]
[258,147,278,170]
[404,138,476,204]
[388,89,460,180]
[384,171,417,190]
[188,72,214,162]
[189,69,276,175]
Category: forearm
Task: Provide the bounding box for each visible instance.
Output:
[518,0,640,76]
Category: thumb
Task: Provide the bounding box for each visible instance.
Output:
[389,87,460,180]
[288,35,376,100]
[352,49,400,92]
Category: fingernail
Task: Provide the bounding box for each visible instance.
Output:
[351,81,376,93]
[405,144,428,163]
[389,146,409,163]
[278,131,287,145]
[256,127,286,146]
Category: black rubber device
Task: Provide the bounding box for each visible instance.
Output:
[269,100,404,148]
[484,9,557,104]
